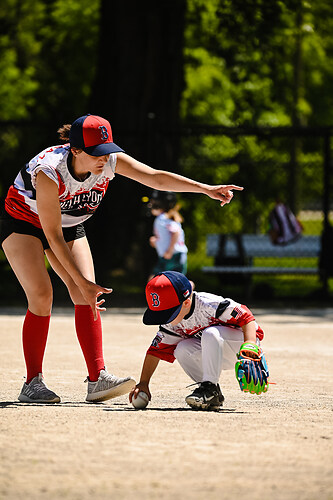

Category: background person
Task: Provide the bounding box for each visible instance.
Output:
[0,114,243,404]
[148,190,188,280]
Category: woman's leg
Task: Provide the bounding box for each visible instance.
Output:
[45,237,104,380]
[45,237,135,401]
[2,233,53,316]
[2,233,53,381]
[2,234,59,402]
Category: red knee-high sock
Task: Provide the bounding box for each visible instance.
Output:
[74,305,105,382]
[22,310,50,384]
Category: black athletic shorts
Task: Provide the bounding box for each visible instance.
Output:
[0,209,86,250]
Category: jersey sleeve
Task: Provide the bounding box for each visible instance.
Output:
[28,148,63,189]
[31,164,60,189]
[146,331,178,363]
[216,299,264,339]
[103,154,117,179]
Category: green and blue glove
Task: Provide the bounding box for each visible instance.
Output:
[235,342,269,395]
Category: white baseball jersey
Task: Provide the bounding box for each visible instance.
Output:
[147,291,264,363]
[153,213,188,257]
[5,144,117,228]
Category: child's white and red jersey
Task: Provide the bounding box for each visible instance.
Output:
[4,144,117,228]
[147,291,264,363]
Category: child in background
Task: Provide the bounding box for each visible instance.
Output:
[130,271,269,411]
[148,191,188,280]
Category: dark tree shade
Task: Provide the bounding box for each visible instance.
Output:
[87,0,186,282]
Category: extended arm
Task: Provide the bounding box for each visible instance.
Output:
[36,171,111,319]
[116,153,243,207]
[129,353,160,402]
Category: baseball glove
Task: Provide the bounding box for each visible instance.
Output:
[235,342,269,395]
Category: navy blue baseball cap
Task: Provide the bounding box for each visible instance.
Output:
[69,114,124,156]
[143,271,192,325]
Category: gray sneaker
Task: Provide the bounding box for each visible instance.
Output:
[85,369,136,403]
[18,373,61,403]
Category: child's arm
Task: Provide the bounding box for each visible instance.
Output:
[241,320,257,344]
[129,354,160,402]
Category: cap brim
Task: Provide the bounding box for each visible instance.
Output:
[142,303,182,326]
[84,142,124,156]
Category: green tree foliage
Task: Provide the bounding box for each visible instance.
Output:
[0,0,42,120]
[179,0,333,243]
[183,0,333,127]
[0,0,100,122]
[33,0,100,120]
[0,0,100,197]
[0,0,331,260]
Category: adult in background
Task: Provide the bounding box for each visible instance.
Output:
[0,114,243,404]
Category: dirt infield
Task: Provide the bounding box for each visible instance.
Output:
[0,307,332,500]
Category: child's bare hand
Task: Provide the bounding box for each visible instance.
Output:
[129,382,151,402]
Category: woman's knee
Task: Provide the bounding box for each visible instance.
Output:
[26,282,53,315]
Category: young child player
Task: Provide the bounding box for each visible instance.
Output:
[130,271,269,411]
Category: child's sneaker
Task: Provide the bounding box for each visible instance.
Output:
[18,373,61,403]
[185,381,224,411]
[209,383,224,411]
[85,369,136,402]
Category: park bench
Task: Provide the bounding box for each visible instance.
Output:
[202,234,321,277]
